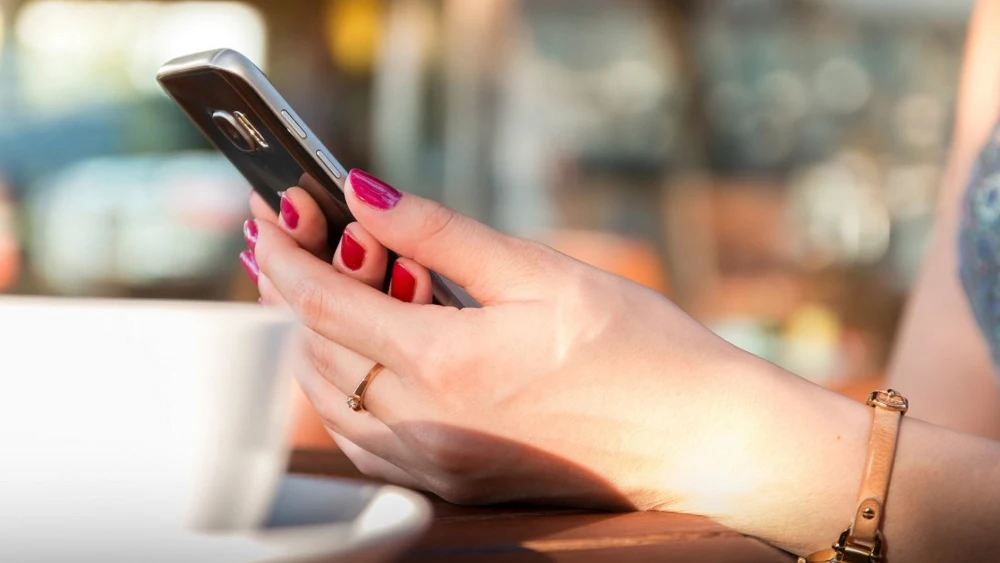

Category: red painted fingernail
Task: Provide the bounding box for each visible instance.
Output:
[390,261,416,302]
[243,219,258,252]
[280,193,299,229]
[240,250,259,285]
[340,230,366,271]
[349,169,402,211]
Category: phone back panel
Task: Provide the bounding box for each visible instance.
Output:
[157,49,352,241]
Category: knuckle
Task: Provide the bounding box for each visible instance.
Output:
[490,238,559,296]
[408,337,448,380]
[363,317,399,364]
[516,239,559,274]
[421,203,459,240]
[409,427,478,478]
[348,454,385,479]
[413,204,460,261]
[290,277,329,329]
[432,480,481,506]
[403,330,470,392]
[393,318,444,369]
[429,451,475,478]
[312,404,344,434]
[424,354,466,395]
[251,242,270,270]
[305,335,338,379]
[257,282,278,304]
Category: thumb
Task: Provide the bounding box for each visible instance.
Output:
[344,169,532,304]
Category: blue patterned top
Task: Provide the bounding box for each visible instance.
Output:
[959,125,1000,372]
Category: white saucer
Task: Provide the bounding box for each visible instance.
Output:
[251,475,433,562]
[61,476,434,563]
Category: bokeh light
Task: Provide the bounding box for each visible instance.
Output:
[325,0,382,74]
[14,1,266,112]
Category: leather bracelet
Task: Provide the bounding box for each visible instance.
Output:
[799,389,908,563]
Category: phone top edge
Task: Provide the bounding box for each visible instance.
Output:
[155,48,231,82]
[156,48,350,191]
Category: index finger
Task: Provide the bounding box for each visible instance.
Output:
[253,219,426,368]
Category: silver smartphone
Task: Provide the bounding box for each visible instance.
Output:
[156,48,476,308]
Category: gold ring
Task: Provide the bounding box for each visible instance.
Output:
[347,363,385,412]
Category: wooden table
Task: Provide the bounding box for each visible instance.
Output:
[289,449,794,563]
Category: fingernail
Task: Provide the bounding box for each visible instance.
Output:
[258,297,264,306]
[243,219,258,252]
[349,169,402,211]
[390,261,416,302]
[280,193,299,230]
[340,230,366,271]
[240,250,259,285]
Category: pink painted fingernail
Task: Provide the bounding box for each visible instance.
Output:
[348,169,402,210]
[243,219,258,252]
[240,250,259,285]
[390,261,416,302]
[280,192,299,229]
[340,230,365,271]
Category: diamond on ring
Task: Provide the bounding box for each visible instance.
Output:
[347,394,362,411]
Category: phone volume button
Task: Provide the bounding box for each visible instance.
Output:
[316,151,343,179]
[280,110,307,139]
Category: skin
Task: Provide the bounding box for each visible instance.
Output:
[884,0,1000,441]
[243,4,1000,559]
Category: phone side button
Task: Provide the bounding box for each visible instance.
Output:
[316,151,344,179]
[280,110,307,139]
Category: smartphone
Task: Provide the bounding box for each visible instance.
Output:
[156,48,476,308]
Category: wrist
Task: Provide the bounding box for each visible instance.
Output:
[646,345,1000,561]
[665,356,871,554]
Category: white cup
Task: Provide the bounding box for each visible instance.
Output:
[0,297,296,559]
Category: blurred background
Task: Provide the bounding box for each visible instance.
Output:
[0,0,976,396]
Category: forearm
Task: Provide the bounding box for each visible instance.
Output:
[698,362,1000,560]
[884,139,1000,440]
[886,0,1000,440]
[880,416,1000,561]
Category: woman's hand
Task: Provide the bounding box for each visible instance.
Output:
[241,170,982,560]
[245,169,826,514]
